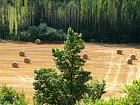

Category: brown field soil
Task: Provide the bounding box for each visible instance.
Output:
[0,40,140,104]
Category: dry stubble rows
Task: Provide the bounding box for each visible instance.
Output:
[0,40,140,104]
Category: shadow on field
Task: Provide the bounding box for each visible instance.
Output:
[0,40,7,43]
[1,39,140,49]
[0,40,33,45]
[96,43,140,49]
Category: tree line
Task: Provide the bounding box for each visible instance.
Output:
[0,0,140,43]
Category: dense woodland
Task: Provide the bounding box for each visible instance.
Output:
[0,0,140,43]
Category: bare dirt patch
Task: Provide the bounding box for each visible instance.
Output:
[0,41,140,104]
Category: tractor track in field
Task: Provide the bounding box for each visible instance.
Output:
[105,53,123,92]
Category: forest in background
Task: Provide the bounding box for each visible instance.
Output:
[0,0,140,43]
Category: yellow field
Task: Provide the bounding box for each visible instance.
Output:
[0,40,140,104]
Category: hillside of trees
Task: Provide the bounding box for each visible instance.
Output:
[0,0,140,43]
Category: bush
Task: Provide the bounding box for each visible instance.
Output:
[16,23,66,42]
[0,85,28,105]
[38,23,48,34]
[123,79,140,104]
[82,79,140,105]
[39,28,65,42]
[15,31,30,41]
[27,26,39,41]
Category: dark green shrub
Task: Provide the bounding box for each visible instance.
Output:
[16,31,30,41]
[16,23,66,42]
[27,26,39,41]
[15,26,39,42]
[0,85,28,105]
[38,28,65,42]
[38,23,48,34]
[37,23,66,42]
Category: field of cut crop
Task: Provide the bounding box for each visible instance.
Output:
[0,40,140,104]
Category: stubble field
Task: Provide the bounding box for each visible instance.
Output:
[0,40,140,104]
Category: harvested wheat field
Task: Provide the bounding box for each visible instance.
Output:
[0,40,140,104]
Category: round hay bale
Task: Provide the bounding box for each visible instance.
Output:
[19,50,25,57]
[127,58,132,65]
[24,57,31,63]
[35,39,41,45]
[117,49,123,55]
[83,53,88,59]
[131,54,136,60]
[12,62,19,68]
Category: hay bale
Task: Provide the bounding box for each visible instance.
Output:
[83,53,88,59]
[12,62,19,68]
[127,58,132,65]
[35,39,41,45]
[19,50,25,57]
[131,54,136,60]
[117,49,123,55]
[24,57,31,63]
